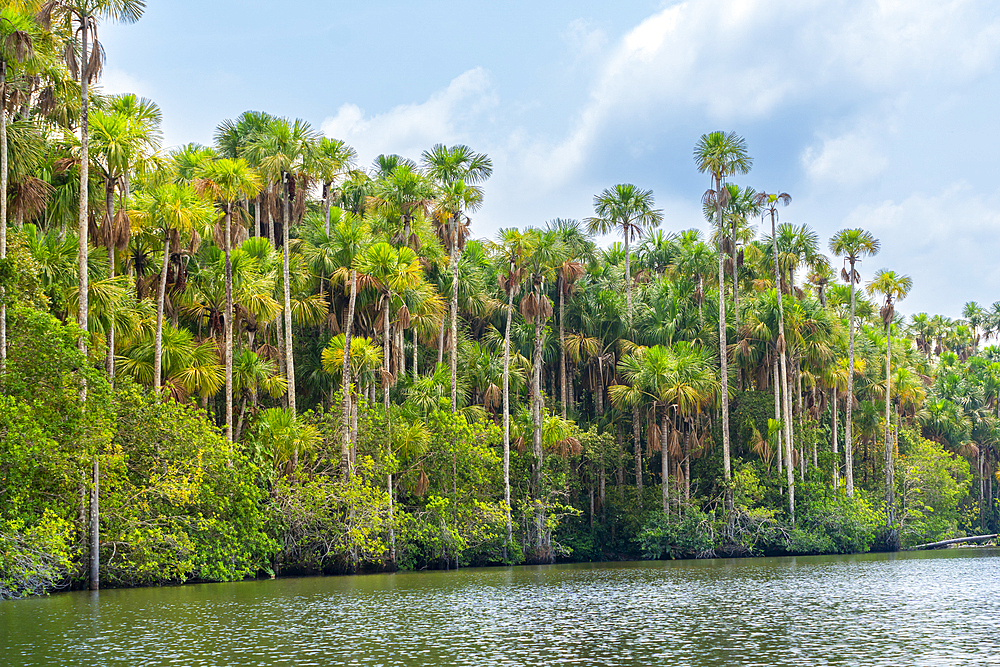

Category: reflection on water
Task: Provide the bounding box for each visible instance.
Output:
[2,549,999,666]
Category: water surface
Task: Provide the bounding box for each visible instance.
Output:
[2,549,998,666]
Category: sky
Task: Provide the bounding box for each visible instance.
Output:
[98,0,1000,318]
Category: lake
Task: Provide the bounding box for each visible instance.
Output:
[2,549,998,666]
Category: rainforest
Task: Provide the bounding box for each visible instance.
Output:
[0,2,994,601]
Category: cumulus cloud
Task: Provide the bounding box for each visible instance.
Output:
[320,68,498,165]
[840,184,1000,317]
[802,130,888,186]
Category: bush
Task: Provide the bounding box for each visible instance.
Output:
[636,508,714,559]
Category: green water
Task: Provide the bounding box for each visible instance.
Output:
[2,549,998,666]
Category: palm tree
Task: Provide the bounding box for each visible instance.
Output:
[521,229,563,552]
[694,131,752,514]
[248,117,320,416]
[0,6,42,369]
[89,94,162,380]
[585,184,663,325]
[131,182,214,394]
[493,227,533,546]
[756,191,796,516]
[867,268,912,552]
[214,110,276,238]
[370,162,432,248]
[422,144,493,411]
[196,158,262,442]
[830,228,880,497]
[307,137,356,234]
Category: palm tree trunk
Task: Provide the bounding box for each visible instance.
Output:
[450,227,460,411]
[774,356,782,475]
[413,328,419,379]
[154,231,171,392]
[633,405,642,504]
[885,322,898,550]
[771,209,795,522]
[532,318,544,557]
[717,183,732,514]
[105,179,116,385]
[845,264,857,496]
[282,174,296,416]
[733,238,741,390]
[661,408,670,513]
[624,232,632,325]
[502,286,515,546]
[341,268,357,479]
[76,15,98,592]
[1,61,8,371]
[225,205,234,442]
[832,387,839,490]
[559,282,567,419]
[385,293,396,567]
[437,318,445,367]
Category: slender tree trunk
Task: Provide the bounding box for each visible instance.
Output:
[450,224,460,411]
[282,174,296,416]
[225,205,234,442]
[104,180,117,384]
[661,408,670,513]
[412,328,418,379]
[717,182,732,513]
[77,17,98,591]
[771,209,794,522]
[733,238,741,390]
[884,322,898,550]
[774,356,783,475]
[154,232,171,392]
[624,232,632,325]
[437,317,445,367]
[1,62,8,371]
[832,387,840,490]
[341,269,357,479]
[595,361,605,415]
[559,281,567,419]
[502,286,515,546]
[531,318,544,557]
[633,405,642,505]
[385,298,396,566]
[845,262,857,496]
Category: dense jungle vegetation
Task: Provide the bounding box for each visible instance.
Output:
[1,2,994,599]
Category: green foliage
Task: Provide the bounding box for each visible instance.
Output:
[637,508,714,559]
[898,429,973,547]
[0,511,75,600]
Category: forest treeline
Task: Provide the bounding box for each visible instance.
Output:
[0,2,993,599]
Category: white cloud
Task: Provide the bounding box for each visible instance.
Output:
[94,67,155,99]
[840,184,1000,316]
[320,68,497,164]
[802,130,888,186]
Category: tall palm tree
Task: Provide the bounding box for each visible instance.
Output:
[47,0,146,595]
[756,191,796,516]
[307,136,356,234]
[867,268,912,552]
[694,131,752,514]
[355,240,423,567]
[89,94,162,380]
[248,117,320,416]
[422,144,492,411]
[214,110,275,238]
[0,6,42,369]
[196,158,262,442]
[132,182,214,394]
[370,163,432,248]
[585,184,663,325]
[493,227,533,546]
[830,228,880,497]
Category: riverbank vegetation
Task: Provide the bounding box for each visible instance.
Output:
[1,2,994,599]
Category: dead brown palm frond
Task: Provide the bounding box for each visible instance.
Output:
[483,383,501,412]
[513,436,526,454]
[647,422,661,456]
[415,466,429,496]
[553,436,582,457]
[85,37,104,83]
[668,429,682,460]
[958,442,980,458]
[11,175,52,224]
[792,448,800,468]
[325,311,340,334]
[519,292,552,322]
[64,39,78,80]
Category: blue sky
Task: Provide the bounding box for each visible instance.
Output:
[99,0,1000,318]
